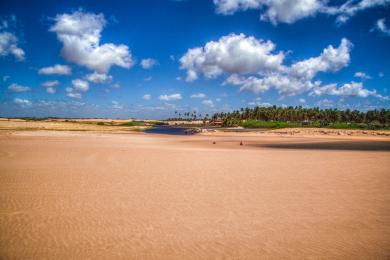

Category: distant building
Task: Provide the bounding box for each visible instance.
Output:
[209,118,224,126]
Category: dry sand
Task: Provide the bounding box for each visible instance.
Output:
[0,128,390,259]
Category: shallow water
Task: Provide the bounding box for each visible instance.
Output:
[144,125,193,135]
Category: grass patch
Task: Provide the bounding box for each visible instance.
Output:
[119,121,151,127]
[21,117,49,121]
[240,120,301,129]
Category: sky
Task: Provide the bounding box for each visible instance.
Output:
[0,0,389,119]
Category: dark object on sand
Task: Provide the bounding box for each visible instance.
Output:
[213,141,216,144]
[240,141,243,146]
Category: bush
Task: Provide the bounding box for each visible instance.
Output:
[120,121,144,126]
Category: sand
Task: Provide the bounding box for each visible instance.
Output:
[1,129,390,259]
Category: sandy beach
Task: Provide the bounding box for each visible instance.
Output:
[1,127,390,259]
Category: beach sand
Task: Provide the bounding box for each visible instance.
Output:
[0,129,390,259]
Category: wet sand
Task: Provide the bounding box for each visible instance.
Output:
[1,130,390,259]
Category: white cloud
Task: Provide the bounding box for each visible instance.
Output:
[66,87,82,99]
[142,94,151,100]
[310,81,387,99]
[374,18,390,36]
[329,0,390,24]
[42,80,59,94]
[38,64,71,75]
[299,98,306,103]
[41,80,59,88]
[72,79,89,92]
[224,74,271,94]
[3,75,10,82]
[8,83,30,92]
[289,38,352,80]
[214,0,324,24]
[316,98,333,108]
[180,33,284,82]
[66,79,89,99]
[213,0,390,25]
[0,32,25,60]
[112,101,123,109]
[144,76,152,81]
[13,98,31,106]
[45,87,56,94]
[50,11,134,73]
[202,99,214,107]
[158,93,182,101]
[85,72,112,83]
[111,83,120,88]
[215,37,353,96]
[140,58,158,69]
[248,101,272,107]
[379,72,384,78]
[354,71,371,80]
[190,93,207,99]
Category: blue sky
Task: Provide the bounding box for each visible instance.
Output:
[0,0,389,119]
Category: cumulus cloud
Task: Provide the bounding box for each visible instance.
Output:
[354,71,371,80]
[180,33,284,82]
[214,0,325,24]
[213,0,390,24]
[0,32,25,60]
[185,35,356,97]
[142,94,151,100]
[66,79,89,99]
[72,79,89,92]
[202,99,214,107]
[38,64,71,75]
[374,18,390,36]
[50,11,134,73]
[190,93,207,99]
[42,80,59,94]
[158,93,182,101]
[85,72,112,83]
[8,83,30,92]
[310,81,386,98]
[140,58,158,69]
[13,98,31,106]
[66,88,82,99]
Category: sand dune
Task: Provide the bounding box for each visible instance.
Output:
[0,130,390,259]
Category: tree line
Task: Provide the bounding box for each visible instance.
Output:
[211,106,390,129]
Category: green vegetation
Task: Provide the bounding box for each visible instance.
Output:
[118,120,167,127]
[212,106,390,130]
[239,120,300,128]
[119,121,146,126]
[20,117,50,121]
